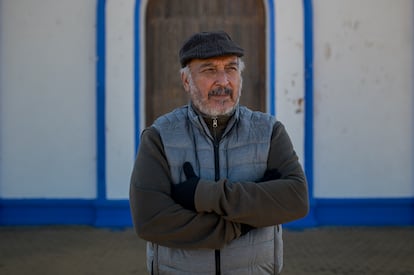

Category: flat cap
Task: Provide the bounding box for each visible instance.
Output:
[179,31,244,67]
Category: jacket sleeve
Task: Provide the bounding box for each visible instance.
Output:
[194,121,309,227]
[129,127,243,249]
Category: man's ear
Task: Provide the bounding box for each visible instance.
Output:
[181,71,190,92]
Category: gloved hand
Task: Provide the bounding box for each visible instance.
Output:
[171,162,199,211]
[240,223,255,236]
[258,169,282,182]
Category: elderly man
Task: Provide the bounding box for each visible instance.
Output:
[130,31,309,275]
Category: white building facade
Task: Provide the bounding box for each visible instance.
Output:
[0,0,413,227]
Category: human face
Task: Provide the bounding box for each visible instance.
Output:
[181,56,243,117]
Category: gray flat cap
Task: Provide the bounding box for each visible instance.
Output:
[179,31,244,67]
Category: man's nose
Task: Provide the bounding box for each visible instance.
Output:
[214,70,229,86]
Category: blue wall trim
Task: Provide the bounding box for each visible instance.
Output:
[267,0,276,116]
[0,199,97,225]
[134,0,141,152]
[0,199,132,227]
[94,200,133,227]
[303,0,316,226]
[1,198,412,227]
[96,0,107,201]
[313,198,414,226]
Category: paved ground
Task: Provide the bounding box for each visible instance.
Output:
[0,226,413,275]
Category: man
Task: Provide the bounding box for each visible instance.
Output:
[130,31,309,275]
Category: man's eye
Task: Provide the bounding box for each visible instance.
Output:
[203,68,216,73]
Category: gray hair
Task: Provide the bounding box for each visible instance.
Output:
[179,58,245,76]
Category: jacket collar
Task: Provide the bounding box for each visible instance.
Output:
[187,103,240,139]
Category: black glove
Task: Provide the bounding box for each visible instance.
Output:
[240,223,255,236]
[171,162,199,211]
[258,169,282,182]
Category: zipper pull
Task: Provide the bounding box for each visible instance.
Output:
[213,118,218,128]
[212,117,219,142]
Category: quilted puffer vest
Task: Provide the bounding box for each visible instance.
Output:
[149,105,283,275]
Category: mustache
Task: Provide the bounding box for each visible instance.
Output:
[208,87,232,98]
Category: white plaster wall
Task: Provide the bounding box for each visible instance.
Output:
[313,0,414,197]
[0,0,97,198]
[1,0,413,201]
[105,0,135,199]
[275,0,305,164]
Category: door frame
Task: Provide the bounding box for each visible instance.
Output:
[134,0,276,138]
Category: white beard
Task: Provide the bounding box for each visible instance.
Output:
[187,75,242,117]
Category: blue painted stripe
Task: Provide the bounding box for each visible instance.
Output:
[96,0,106,201]
[1,198,412,227]
[314,198,414,226]
[94,199,133,227]
[267,0,276,116]
[0,199,96,225]
[0,199,132,227]
[134,0,141,152]
[303,0,314,205]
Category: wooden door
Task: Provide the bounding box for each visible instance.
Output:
[145,0,266,126]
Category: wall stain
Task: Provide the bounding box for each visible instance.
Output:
[295,98,304,114]
[325,43,332,60]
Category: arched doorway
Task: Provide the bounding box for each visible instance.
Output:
[145,0,266,126]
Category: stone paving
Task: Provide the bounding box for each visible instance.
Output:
[0,226,413,274]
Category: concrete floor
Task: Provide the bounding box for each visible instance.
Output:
[0,226,413,274]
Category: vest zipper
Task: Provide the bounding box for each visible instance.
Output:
[213,118,221,275]
[215,250,221,275]
[212,117,221,275]
[212,118,220,181]
[212,117,218,129]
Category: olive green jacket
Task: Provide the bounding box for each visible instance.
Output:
[130,105,309,274]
